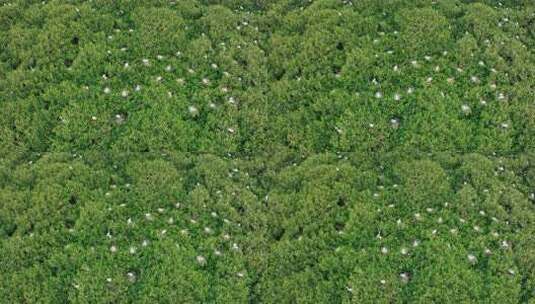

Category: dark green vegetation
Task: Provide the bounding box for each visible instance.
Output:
[1,0,534,303]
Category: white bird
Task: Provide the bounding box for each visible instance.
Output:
[467,254,477,264]
[196,256,206,265]
[188,106,199,117]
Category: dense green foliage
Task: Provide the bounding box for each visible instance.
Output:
[1,0,534,302]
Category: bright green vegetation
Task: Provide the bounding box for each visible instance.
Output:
[1,0,534,303]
